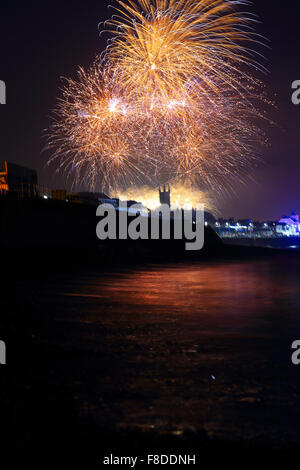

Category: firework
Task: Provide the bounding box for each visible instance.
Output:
[47,63,160,190]
[117,184,215,211]
[105,0,264,103]
[163,84,270,190]
[47,0,272,200]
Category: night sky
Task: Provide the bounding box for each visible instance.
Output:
[0,1,299,220]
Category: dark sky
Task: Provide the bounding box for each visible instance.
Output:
[0,1,299,220]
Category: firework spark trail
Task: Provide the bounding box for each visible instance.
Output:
[105,0,265,101]
[47,0,273,200]
[47,64,159,190]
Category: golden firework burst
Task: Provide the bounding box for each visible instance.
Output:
[47,0,273,197]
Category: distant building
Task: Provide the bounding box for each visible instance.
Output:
[0,160,37,193]
[277,212,300,236]
[237,219,253,227]
[159,184,171,208]
[67,192,118,207]
[279,212,299,226]
[51,189,67,201]
[205,212,216,226]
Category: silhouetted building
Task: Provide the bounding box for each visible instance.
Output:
[67,192,119,207]
[0,160,37,193]
[51,189,67,201]
[159,184,171,208]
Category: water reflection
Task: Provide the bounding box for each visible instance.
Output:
[52,255,300,441]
